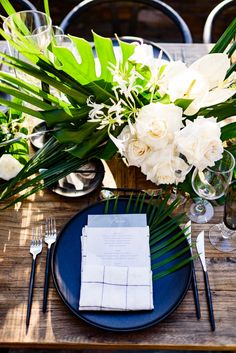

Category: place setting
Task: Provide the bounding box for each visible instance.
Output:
[0,0,236,343]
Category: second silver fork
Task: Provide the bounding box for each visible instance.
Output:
[43,217,57,313]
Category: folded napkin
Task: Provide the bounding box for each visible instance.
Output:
[79,265,153,311]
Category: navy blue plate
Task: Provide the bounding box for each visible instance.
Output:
[52,198,192,331]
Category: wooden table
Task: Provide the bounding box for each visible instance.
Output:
[0,44,236,351]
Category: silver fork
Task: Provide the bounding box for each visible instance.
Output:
[43,217,57,313]
[26,227,43,329]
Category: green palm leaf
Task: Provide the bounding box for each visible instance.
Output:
[104,195,193,281]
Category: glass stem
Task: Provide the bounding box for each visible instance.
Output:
[218,222,235,240]
[194,199,206,215]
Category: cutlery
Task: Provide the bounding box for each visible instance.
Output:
[196,231,215,331]
[185,221,201,319]
[26,227,43,329]
[43,217,57,313]
[100,187,162,199]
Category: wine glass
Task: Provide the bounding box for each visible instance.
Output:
[187,149,235,223]
[3,10,52,55]
[3,10,52,84]
[209,180,236,252]
[169,150,192,205]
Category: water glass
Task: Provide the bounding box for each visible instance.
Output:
[187,149,235,223]
[209,180,236,252]
[3,10,52,57]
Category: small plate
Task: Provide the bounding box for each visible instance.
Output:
[48,159,105,198]
[30,121,50,150]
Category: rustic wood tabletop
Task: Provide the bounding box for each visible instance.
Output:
[0,43,235,351]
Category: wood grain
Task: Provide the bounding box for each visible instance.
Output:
[0,43,236,350]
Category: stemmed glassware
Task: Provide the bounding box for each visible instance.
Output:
[187,149,235,223]
[169,149,192,205]
[3,10,52,85]
[209,180,236,252]
[3,10,52,56]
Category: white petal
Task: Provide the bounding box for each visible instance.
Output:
[184,100,202,116]
[0,154,23,180]
[190,53,230,90]
[201,88,236,107]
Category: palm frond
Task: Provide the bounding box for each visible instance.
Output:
[104,195,193,281]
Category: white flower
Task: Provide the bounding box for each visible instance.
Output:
[0,154,23,180]
[167,67,209,104]
[129,43,155,67]
[115,125,151,167]
[175,117,223,171]
[161,53,235,115]
[141,144,177,185]
[111,66,144,101]
[135,102,183,150]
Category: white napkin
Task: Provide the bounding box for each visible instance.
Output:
[79,214,154,311]
[79,265,153,311]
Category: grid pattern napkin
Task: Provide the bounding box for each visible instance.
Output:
[78,215,154,311]
[79,265,153,311]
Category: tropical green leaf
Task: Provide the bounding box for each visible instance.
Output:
[41,106,90,126]
[221,122,236,141]
[227,40,236,58]
[210,18,236,53]
[226,61,236,78]
[199,99,236,121]
[0,71,70,108]
[174,98,193,110]
[1,0,16,15]
[69,36,97,82]
[93,32,116,82]
[105,194,193,281]
[53,122,100,144]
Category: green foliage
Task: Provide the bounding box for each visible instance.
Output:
[0,4,235,206]
[0,104,29,164]
[104,194,194,281]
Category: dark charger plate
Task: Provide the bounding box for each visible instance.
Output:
[52,198,192,332]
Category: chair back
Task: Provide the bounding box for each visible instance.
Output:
[203,0,236,43]
[1,0,37,14]
[60,0,192,43]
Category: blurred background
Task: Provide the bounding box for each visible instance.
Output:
[8,0,236,42]
[1,0,235,43]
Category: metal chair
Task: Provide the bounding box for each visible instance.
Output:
[15,0,37,11]
[60,0,193,43]
[1,0,37,13]
[203,0,236,43]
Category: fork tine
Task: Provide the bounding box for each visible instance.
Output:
[52,217,56,234]
[45,217,57,236]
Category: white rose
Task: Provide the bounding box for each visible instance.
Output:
[126,138,151,167]
[175,117,223,171]
[116,125,151,167]
[141,144,177,185]
[0,154,23,180]
[135,102,183,150]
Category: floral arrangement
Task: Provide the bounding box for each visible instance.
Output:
[0,0,235,207]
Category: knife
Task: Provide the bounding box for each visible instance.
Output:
[196,231,215,331]
[185,221,201,319]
